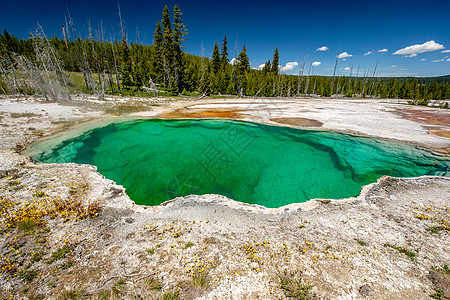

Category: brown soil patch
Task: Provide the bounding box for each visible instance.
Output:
[429,130,450,139]
[270,117,323,127]
[157,108,243,119]
[400,109,450,126]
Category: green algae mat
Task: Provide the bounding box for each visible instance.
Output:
[29,119,450,208]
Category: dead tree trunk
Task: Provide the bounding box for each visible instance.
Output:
[304,59,312,95]
[297,56,305,96]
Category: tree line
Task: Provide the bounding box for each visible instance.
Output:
[0,5,449,103]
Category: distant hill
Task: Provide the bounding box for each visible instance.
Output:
[377,75,450,84]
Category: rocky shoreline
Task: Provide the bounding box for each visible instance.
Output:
[0,95,449,299]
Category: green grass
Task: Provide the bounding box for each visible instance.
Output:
[184,242,194,249]
[17,219,39,232]
[445,265,450,274]
[432,264,450,275]
[104,103,153,115]
[10,112,41,118]
[356,240,366,246]
[33,191,46,198]
[31,251,44,262]
[427,226,445,234]
[192,272,209,289]
[19,269,37,282]
[59,259,73,270]
[146,247,156,255]
[48,244,71,263]
[111,278,126,297]
[384,243,417,261]
[278,269,314,299]
[430,289,444,299]
[146,277,162,291]
[162,289,179,300]
[47,277,57,289]
[58,289,84,300]
[96,290,110,300]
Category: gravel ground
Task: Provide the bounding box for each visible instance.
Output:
[0,95,449,299]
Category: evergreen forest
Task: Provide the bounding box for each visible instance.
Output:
[0,5,449,105]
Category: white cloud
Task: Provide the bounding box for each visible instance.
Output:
[337,52,352,59]
[391,65,397,68]
[378,48,388,52]
[419,58,426,61]
[344,67,350,70]
[432,59,444,63]
[393,40,445,57]
[316,46,329,51]
[364,51,373,56]
[311,61,321,66]
[258,63,266,70]
[280,61,299,72]
[441,50,450,53]
[342,59,347,61]
[230,58,238,65]
[447,58,450,62]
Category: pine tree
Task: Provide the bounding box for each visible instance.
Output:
[160,5,175,91]
[236,44,250,95]
[119,38,133,90]
[237,44,250,73]
[152,22,164,81]
[172,5,188,52]
[262,60,271,74]
[211,41,221,74]
[220,35,229,65]
[172,5,188,91]
[161,6,174,70]
[272,47,279,75]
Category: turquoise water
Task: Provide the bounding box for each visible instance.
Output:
[29,119,449,208]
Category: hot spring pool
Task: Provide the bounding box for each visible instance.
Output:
[26,119,450,208]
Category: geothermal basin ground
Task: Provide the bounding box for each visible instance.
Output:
[0,95,449,299]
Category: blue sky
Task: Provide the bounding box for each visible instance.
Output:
[1,0,449,77]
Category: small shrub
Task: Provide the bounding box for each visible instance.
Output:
[59,259,74,270]
[384,243,416,261]
[162,289,179,300]
[48,244,72,264]
[18,218,39,232]
[444,265,450,274]
[432,265,450,275]
[47,277,58,289]
[278,269,314,299]
[356,240,366,246]
[427,226,445,234]
[33,191,46,197]
[192,272,209,289]
[146,277,162,291]
[111,279,125,297]
[8,179,21,186]
[19,269,37,282]
[96,290,110,300]
[10,112,40,118]
[184,242,194,249]
[430,289,444,299]
[58,289,84,300]
[31,251,44,262]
